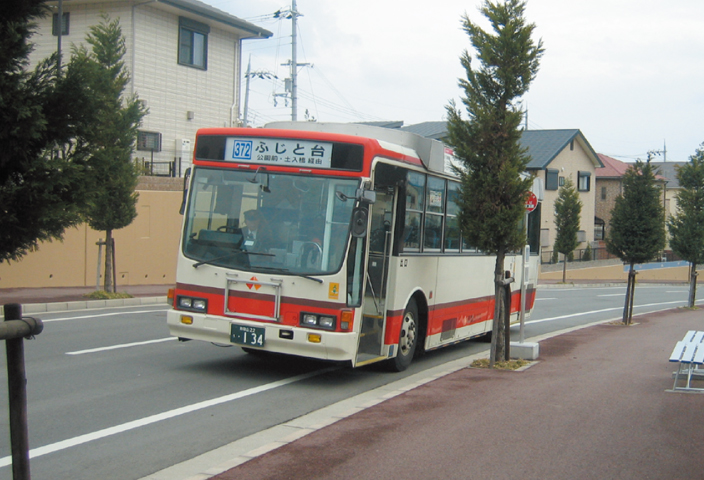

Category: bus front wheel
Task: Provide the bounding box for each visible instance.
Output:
[388,299,418,372]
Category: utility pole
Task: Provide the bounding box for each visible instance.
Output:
[242,56,276,127]
[291,0,300,121]
[274,1,309,121]
[57,0,63,75]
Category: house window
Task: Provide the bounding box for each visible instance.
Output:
[52,12,70,36]
[559,176,565,187]
[578,171,591,192]
[178,17,209,70]
[546,169,559,191]
[594,217,605,240]
[601,186,607,200]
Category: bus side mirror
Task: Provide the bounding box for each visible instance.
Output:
[179,168,191,215]
[356,189,376,204]
[351,208,368,238]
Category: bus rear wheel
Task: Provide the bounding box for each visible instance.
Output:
[388,299,418,372]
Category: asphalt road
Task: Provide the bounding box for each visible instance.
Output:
[0,284,697,479]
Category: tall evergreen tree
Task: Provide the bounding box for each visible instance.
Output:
[553,177,582,283]
[0,0,95,263]
[446,0,543,365]
[606,159,666,324]
[70,15,147,292]
[668,144,704,308]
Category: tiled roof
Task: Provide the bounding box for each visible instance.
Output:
[155,0,272,37]
[381,122,602,170]
[519,129,602,169]
[595,155,673,184]
[650,161,687,188]
[596,154,630,178]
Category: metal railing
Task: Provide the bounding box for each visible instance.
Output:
[541,248,682,265]
[139,157,182,177]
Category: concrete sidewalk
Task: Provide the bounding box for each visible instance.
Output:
[202,308,704,480]
[0,284,170,316]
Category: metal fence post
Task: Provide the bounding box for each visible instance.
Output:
[4,303,31,480]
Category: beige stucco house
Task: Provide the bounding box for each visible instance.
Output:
[31,0,272,174]
[518,130,603,258]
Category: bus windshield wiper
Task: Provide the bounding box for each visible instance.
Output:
[253,266,323,284]
[192,250,272,268]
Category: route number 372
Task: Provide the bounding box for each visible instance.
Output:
[232,141,253,160]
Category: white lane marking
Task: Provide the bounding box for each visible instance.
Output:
[42,308,168,323]
[535,298,557,301]
[66,337,176,355]
[597,294,624,297]
[0,368,333,468]
[526,299,686,325]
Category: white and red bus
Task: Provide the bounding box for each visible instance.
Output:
[167,122,541,371]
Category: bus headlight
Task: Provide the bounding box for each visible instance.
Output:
[319,316,335,329]
[299,312,336,330]
[177,295,208,313]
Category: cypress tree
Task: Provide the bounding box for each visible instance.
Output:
[606,159,666,324]
[668,144,704,308]
[0,0,94,263]
[446,0,543,365]
[553,178,582,283]
[70,15,147,292]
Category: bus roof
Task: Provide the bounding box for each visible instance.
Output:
[265,122,449,175]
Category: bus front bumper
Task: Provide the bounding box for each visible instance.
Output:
[167,310,359,362]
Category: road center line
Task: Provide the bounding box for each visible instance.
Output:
[66,337,176,355]
[43,308,168,323]
[0,368,333,468]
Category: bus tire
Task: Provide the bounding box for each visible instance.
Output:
[388,299,418,372]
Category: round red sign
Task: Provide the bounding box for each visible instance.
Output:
[525,192,538,213]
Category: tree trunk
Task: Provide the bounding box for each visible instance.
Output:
[104,229,114,293]
[489,249,506,368]
[562,253,567,283]
[622,263,636,325]
[689,262,698,309]
[503,284,511,362]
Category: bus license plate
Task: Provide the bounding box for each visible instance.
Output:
[231,324,265,347]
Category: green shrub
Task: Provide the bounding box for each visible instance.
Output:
[84,290,133,300]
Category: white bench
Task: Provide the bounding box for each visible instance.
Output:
[669,330,704,392]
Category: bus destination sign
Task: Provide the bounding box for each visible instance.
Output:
[224,137,333,168]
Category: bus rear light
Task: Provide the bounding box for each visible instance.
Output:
[340,310,354,331]
[180,315,193,325]
[307,333,322,343]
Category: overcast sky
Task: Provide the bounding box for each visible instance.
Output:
[208,0,704,163]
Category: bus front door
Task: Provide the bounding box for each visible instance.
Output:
[356,188,395,366]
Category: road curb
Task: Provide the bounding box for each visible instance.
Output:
[0,296,168,319]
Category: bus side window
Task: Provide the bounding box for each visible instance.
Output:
[403,172,425,252]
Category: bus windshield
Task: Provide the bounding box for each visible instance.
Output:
[182,167,360,275]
